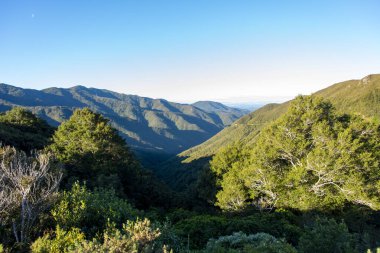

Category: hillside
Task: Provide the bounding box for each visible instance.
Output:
[182,74,380,160]
[0,84,248,156]
[314,74,380,116]
[159,74,380,189]
[192,101,250,126]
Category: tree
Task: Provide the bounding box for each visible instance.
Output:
[48,108,173,208]
[0,107,54,152]
[48,108,139,190]
[214,96,380,211]
[0,146,62,243]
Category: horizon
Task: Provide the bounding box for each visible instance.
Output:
[1,73,379,104]
[1,1,379,102]
[0,80,293,104]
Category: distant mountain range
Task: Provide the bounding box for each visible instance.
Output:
[0,84,249,156]
[158,74,380,189]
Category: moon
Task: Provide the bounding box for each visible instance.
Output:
[31,14,35,18]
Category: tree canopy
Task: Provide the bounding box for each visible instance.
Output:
[49,108,140,190]
[212,96,380,211]
[0,107,54,152]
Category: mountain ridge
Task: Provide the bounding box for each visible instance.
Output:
[0,83,249,156]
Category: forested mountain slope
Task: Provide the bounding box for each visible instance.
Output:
[0,84,247,155]
[159,74,380,189]
[192,101,250,126]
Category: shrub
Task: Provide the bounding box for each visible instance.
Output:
[51,182,139,236]
[298,217,357,253]
[74,218,166,253]
[205,232,297,253]
[31,218,164,253]
[0,146,62,243]
[174,215,228,249]
[30,226,85,253]
[174,211,302,250]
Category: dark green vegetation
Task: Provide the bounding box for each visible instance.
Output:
[0,84,247,159]
[0,108,54,152]
[1,74,380,252]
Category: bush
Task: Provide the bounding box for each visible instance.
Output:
[31,226,85,253]
[174,215,228,249]
[173,211,303,250]
[298,217,358,253]
[155,220,183,252]
[205,232,297,253]
[226,211,302,246]
[51,182,139,236]
[33,218,171,253]
[78,218,161,252]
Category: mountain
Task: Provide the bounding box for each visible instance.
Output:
[192,101,250,126]
[158,74,380,189]
[0,84,248,157]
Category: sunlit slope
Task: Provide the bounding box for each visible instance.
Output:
[179,103,289,162]
[177,74,380,163]
[314,74,380,117]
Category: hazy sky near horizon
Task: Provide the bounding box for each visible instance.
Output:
[1,1,379,103]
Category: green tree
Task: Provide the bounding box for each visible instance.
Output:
[214,96,380,211]
[48,108,172,208]
[195,143,250,207]
[48,108,139,191]
[0,107,54,152]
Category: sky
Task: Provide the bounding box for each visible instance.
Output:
[0,0,379,103]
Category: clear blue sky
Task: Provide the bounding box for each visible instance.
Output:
[1,0,379,102]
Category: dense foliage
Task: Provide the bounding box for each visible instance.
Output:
[0,107,54,152]
[212,96,380,211]
[49,108,139,189]
[204,232,297,253]
[297,217,357,253]
[30,218,171,253]
[51,183,139,237]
